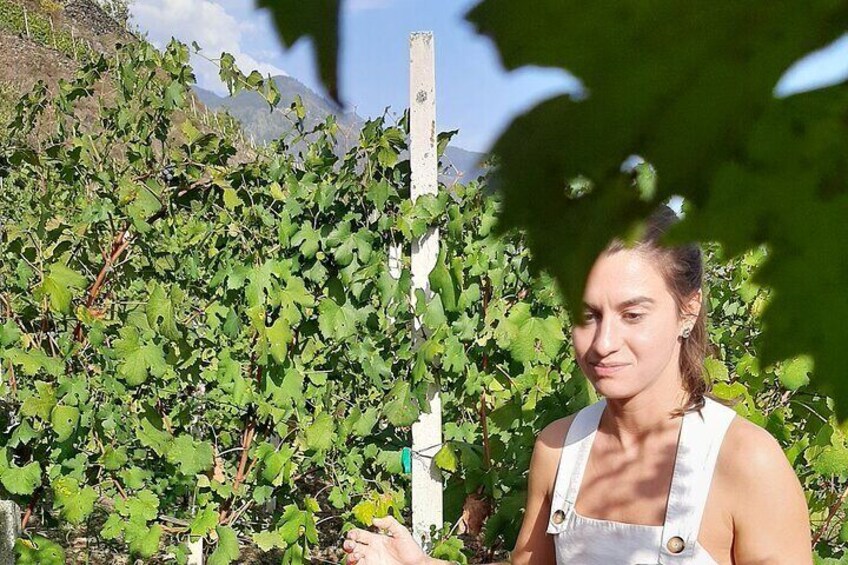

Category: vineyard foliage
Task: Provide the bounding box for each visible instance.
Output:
[0,17,847,565]
[256,2,848,421]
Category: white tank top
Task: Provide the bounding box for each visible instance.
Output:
[546,397,737,564]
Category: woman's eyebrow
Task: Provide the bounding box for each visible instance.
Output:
[582,296,655,310]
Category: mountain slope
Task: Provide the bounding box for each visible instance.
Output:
[194,75,487,182]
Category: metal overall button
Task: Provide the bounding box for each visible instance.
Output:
[666,536,685,554]
[552,509,566,524]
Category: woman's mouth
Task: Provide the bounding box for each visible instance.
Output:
[591,363,629,377]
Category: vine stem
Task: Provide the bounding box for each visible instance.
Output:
[1,295,16,392]
[231,423,255,496]
[480,276,492,470]
[220,357,263,523]
[72,228,131,342]
[20,487,41,530]
[811,484,848,547]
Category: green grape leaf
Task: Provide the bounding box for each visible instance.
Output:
[113,326,167,386]
[1,461,41,495]
[779,355,813,391]
[267,317,292,364]
[291,223,321,259]
[376,450,403,475]
[20,381,57,421]
[366,179,392,209]
[52,476,98,524]
[352,407,379,437]
[0,320,21,347]
[442,335,468,374]
[256,0,341,104]
[208,525,240,565]
[101,447,129,471]
[499,304,564,363]
[222,187,243,210]
[166,435,214,476]
[116,489,160,522]
[280,276,315,309]
[15,535,65,565]
[812,446,848,478]
[703,357,730,384]
[383,381,419,427]
[146,283,182,340]
[433,443,459,473]
[136,410,173,457]
[37,262,87,314]
[465,0,848,415]
[253,529,286,552]
[429,249,458,313]
[50,405,80,442]
[278,504,307,543]
[126,521,162,558]
[6,348,64,378]
[101,513,124,540]
[190,506,220,536]
[317,298,359,341]
[421,293,447,331]
[305,412,335,452]
[351,499,377,528]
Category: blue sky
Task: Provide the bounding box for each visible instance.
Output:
[130,0,848,153]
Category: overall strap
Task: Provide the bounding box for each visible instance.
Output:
[658,399,737,563]
[547,399,607,533]
[563,399,607,505]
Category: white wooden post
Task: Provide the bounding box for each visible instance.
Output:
[0,501,19,565]
[409,31,442,551]
[49,18,56,49]
[186,537,203,565]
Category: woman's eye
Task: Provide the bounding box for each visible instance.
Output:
[624,312,645,321]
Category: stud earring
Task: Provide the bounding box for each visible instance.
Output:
[681,326,692,339]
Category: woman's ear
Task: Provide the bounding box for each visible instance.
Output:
[683,289,703,324]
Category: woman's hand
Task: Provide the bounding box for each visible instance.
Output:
[342,515,429,565]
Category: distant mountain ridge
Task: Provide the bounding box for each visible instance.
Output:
[193,75,486,183]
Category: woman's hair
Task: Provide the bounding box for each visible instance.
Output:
[604,204,712,415]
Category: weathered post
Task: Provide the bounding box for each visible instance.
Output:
[186,537,203,565]
[0,501,20,564]
[409,31,443,551]
[49,18,57,49]
[22,7,30,38]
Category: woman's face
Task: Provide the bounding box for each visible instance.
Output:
[571,249,693,400]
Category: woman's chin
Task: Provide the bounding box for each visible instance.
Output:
[591,379,636,400]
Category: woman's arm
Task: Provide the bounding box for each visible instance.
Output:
[721,419,812,564]
[343,416,571,565]
[505,417,571,564]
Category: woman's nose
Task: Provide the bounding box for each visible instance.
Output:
[592,316,622,356]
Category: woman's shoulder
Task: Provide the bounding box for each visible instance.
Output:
[717,413,788,477]
[530,413,579,500]
[714,411,802,511]
[713,410,812,560]
[536,412,578,452]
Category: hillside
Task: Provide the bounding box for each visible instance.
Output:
[0,0,129,88]
[0,0,486,183]
[194,76,488,183]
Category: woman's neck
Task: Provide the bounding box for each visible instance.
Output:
[599,376,690,451]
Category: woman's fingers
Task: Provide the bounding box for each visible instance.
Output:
[346,527,384,546]
[372,515,407,538]
[342,538,359,552]
[347,548,375,564]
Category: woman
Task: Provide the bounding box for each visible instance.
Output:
[342,206,812,564]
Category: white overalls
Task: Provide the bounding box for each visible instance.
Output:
[546,397,737,564]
